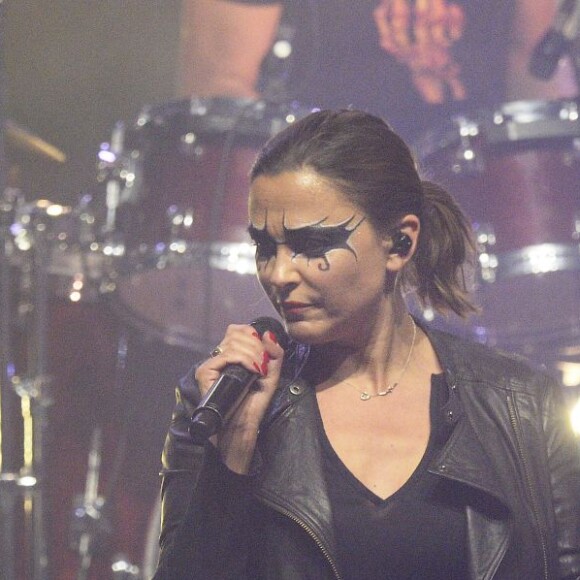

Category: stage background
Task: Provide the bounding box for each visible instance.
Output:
[5,3,189,579]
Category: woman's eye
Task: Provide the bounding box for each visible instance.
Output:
[291,241,328,259]
[254,239,277,260]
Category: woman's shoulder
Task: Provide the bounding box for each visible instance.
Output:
[425,325,558,393]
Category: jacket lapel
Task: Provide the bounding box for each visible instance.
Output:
[255,379,339,569]
[426,327,515,579]
[429,410,513,579]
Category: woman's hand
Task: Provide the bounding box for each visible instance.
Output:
[373,0,466,103]
[195,323,285,473]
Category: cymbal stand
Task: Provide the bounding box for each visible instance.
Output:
[69,329,133,579]
[12,207,54,580]
[0,182,20,580]
[0,0,21,576]
[69,426,114,580]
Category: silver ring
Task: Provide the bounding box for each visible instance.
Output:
[210,345,223,358]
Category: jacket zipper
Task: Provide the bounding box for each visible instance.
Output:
[259,496,343,580]
[506,394,549,580]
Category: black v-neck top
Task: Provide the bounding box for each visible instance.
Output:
[317,374,468,579]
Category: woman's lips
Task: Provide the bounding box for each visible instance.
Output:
[281,301,312,316]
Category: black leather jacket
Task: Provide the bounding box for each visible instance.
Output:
[153,328,580,579]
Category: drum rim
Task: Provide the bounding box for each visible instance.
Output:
[113,240,257,276]
[415,97,580,161]
[129,96,315,144]
[479,242,580,283]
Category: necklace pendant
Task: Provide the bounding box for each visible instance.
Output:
[342,316,417,403]
[385,383,397,395]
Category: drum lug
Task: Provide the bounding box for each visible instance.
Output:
[179,131,205,159]
[475,223,498,283]
[451,116,484,176]
[573,211,580,241]
[98,122,142,232]
[166,205,195,256]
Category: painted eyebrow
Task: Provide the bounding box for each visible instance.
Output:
[248,216,363,238]
[247,224,276,243]
[282,216,362,239]
[248,215,365,263]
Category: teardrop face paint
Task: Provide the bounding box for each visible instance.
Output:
[248,169,392,345]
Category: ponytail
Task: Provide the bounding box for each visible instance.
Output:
[403,180,479,318]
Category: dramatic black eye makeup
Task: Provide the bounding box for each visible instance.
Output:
[247,225,278,261]
[248,215,365,270]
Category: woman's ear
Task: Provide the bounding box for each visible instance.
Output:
[383,214,420,272]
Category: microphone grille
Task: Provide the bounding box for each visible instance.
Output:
[250,316,289,351]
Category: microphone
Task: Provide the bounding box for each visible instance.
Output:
[189,316,289,444]
[529,0,580,79]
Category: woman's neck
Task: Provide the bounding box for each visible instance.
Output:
[307,305,420,392]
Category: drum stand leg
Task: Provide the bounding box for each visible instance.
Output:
[14,223,55,580]
[0,1,22,575]
[69,426,115,580]
[0,211,57,580]
[0,187,20,580]
[11,372,53,580]
[68,330,138,580]
[0,190,51,580]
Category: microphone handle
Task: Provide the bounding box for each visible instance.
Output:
[189,365,259,444]
[188,316,288,444]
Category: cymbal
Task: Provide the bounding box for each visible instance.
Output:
[4,119,67,163]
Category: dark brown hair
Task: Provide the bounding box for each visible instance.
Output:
[250,109,477,317]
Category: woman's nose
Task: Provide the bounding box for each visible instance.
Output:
[263,245,300,289]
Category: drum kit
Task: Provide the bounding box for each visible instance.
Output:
[0,94,579,579]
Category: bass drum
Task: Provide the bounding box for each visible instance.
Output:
[104,98,311,353]
[417,99,580,354]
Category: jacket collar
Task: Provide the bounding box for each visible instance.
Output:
[261,324,515,508]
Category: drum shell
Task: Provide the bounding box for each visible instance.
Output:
[110,99,308,352]
[418,99,580,349]
[421,134,580,254]
[118,133,258,248]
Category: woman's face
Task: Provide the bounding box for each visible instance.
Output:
[248,169,392,345]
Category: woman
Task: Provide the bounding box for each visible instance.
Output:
[153,110,580,579]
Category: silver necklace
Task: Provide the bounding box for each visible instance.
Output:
[342,317,417,401]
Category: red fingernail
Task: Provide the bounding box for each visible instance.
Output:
[262,352,270,364]
[253,362,262,374]
[261,362,269,376]
[267,331,278,344]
